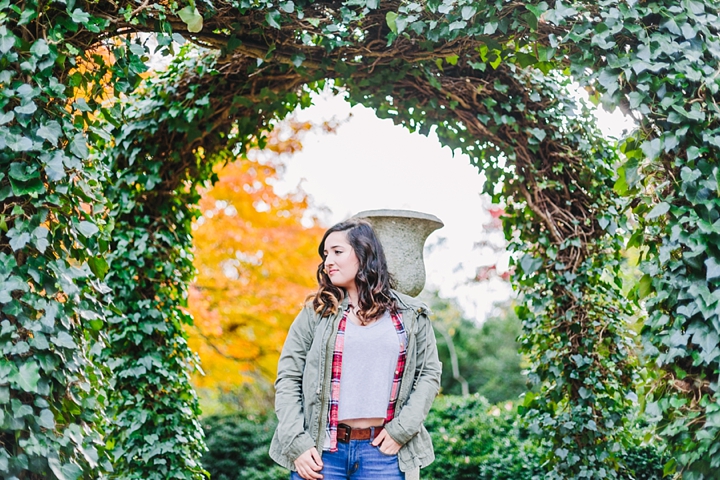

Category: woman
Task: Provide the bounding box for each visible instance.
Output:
[269,219,442,480]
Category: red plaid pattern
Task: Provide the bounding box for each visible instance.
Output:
[326,309,407,452]
[385,311,407,422]
[326,309,347,451]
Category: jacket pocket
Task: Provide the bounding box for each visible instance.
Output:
[398,426,434,471]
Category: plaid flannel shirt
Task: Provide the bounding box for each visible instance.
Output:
[326,308,407,452]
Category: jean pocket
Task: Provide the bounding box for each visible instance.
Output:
[375,446,398,457]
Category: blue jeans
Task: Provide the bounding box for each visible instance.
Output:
[290,438,405,480]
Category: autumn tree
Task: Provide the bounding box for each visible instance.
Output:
[186,117,336,412]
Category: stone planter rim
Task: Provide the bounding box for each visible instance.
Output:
[354,209,444,226]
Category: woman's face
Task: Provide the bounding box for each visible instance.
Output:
[323,231,360,290]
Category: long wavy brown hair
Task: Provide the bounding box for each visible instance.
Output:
[311,219,397,320]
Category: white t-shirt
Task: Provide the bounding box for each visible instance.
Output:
[337,311,400,421]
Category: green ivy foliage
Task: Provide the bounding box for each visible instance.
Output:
[0,0,138,477]
[3,0,720,478]
[541,1,720,477]
[507,71,638,480]
[96,51,221,480]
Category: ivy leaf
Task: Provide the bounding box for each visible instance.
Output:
[515,52,537,68]
[395,16,408,34]
[88,256,109,280]
[525,3,547,19]
[9,231,31,251]
[44,151,66,181]
[48,458,83,480]
[597,69,620,96]
[641,138,662,160]
[37,121,63,146]
[519,254,543,275]
[265,10,281,29]
[291,52,305,68]
[554,1,577,20]
[14,101,37,115]
[449,20,467,31]
[77,221,99,238]
[663,459,677,477]
[70,8,91,24]
[51,331,77,349]
[690,326,720,359]
[680,166,701,184]
[33,226,50,254]
[178,6,203,33]
[529,127,546,142]
[437,2,453,14]
[30,38,50,57]
[88,319,104,331]
[555,447,569,460]
[638,274,653,299]
[279,1,294,13]
[0,110,14,125]
[386,12,398,34]
[646,202,670,220]
[38,408,56,429]
[69,134,89,159]
[0,26,17,53]
[705,257,720,281]
[9,162,38,182]
[685,0,705,15]
[461,6,476,19]
[662,18,681,35]
[10,361,40,393]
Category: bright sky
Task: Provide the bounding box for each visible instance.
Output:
[275,89,635,323]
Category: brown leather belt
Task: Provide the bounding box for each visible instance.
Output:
[337,423,384,443]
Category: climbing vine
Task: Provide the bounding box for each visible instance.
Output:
[96,49,308,479]
[1,0,719,478]
[546,1,720,477]
[0,0,148,476]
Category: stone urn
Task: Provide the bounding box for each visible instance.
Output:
[353,209,444,297]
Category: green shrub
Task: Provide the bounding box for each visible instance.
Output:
[201,395,667,479]
[424,395,668,480]
[423,395,545,480]
[201,413,287,480]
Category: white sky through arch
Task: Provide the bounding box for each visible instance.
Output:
[273,90,635,323]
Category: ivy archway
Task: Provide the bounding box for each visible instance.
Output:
[2,1,719,479]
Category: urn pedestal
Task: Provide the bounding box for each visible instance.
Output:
[353,209,444,297]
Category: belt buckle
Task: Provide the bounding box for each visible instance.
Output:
[338,423,351,443]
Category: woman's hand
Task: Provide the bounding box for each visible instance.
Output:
[371,429,402,455]
[294,447,324,479]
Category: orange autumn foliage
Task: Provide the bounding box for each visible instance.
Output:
[187,118,337,390]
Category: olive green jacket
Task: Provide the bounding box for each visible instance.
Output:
[269,290,442,477]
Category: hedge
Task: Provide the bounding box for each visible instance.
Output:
[201,395,666,479]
